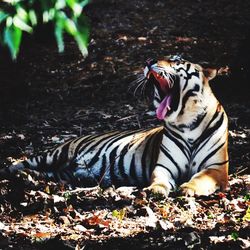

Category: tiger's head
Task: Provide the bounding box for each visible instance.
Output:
[144,56,218,126]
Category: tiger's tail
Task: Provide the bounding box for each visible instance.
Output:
[0,139,76,183]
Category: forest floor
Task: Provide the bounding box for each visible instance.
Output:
[0,0,250,249]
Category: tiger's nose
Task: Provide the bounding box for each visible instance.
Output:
[146,59,157,69]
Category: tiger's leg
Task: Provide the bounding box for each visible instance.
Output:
[180,162,228,196]
[145,166,176,197]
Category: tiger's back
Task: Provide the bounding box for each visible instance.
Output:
[70,126,163,187]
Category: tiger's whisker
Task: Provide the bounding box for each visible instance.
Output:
[133,81,145,96]
[140,80,147,98]
[128,75,145,89]
[128,77,145,93]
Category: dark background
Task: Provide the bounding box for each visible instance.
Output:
[0,0,250,174]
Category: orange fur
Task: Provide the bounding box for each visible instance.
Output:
[180,141,229,196]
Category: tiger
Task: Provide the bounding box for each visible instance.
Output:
[0,56,229,197]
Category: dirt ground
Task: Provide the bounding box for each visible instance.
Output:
[0,0,250,249]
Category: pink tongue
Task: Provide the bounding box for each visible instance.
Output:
[156,95,172,120]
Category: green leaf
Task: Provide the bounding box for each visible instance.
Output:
[66,0,82,17]
[230,231,239,241]
[1,0,90,60]
[56,36,64,53]
[42,8,55,23]
[6,16,13,27]
[65,18,77,35]
[43,10,49,23]
[0,11,8,24]
[28,10,37,26]
[207,212,214,219]
[13,15,33,33]
[74,31,88,57]
[55,0,66,10]
[66,0,76,8]
[244,193,250,201]
[112,209,119,218]
[4,25,22,59]
[48,8,55,20]
[72,3,82,17]
[112,208,126,220]
[17,6,28,21]
[55,20,65,53]
[80,0,89,8]
[73,17,89,57]
[243,206,250,221]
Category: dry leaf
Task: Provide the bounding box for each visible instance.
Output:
[145,206,158,228]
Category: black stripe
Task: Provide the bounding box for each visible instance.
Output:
[198,141,226,172]
[191,116,224,163]
[208,134,225,151]
[141,135,154,185]
[193,111,223,146]
[40,153,49,169]
[117,144,130,185]
[154,163,175,181]
[160,144,182,181]
[168,123,184,133]
[55,143,71,169]
[205,160,229,168]
[164,126,191,150]
[129,155,139,184]
[73,133,105,156]
[149,131,163,176]
[98,154,107,187]
[193,113,224,158]
[85,130,139,168]
[81,131,121,155]
[177,111,207,131]
[189,111,207,130]
[109,145,120,187]
[163,129,190,160]
[37,142,71,172]
[51,150,59,167]
[71,134,93,150]
[182,73,198,90]
[180,89,198,115]
[176,65,199,91]
[155,96,161,103]
[170,77,180,112]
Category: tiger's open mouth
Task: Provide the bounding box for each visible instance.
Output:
[147,69,178,120]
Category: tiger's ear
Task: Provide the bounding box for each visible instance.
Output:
[203,68,217,80]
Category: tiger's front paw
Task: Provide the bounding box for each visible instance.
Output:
[144,183,170,197]
[180,182,217,196]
